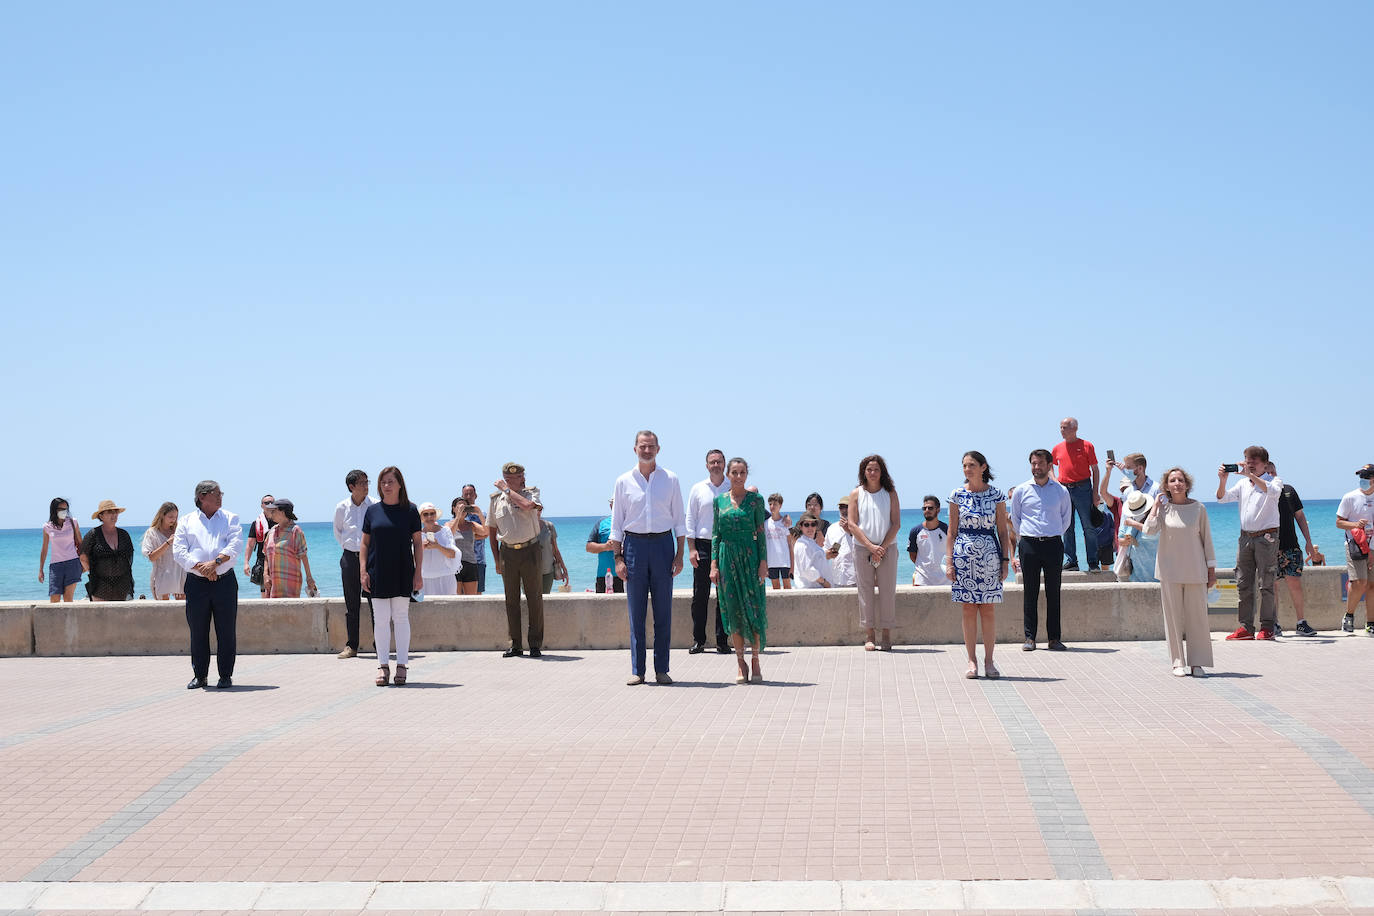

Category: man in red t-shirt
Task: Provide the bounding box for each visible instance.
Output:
[1050,417,1102,571]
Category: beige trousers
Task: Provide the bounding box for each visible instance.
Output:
[1160,581,1213,668]
[855,546,897,629]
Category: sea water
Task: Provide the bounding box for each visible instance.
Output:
[0,500,1349,602]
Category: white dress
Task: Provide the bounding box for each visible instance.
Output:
[141,527,187,597]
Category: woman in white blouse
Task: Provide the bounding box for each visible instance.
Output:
[141,502,187,600]
[792,514,834,588]
[419,502,460,596]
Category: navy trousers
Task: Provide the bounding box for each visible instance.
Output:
[625,532,674,676]
[185,570,238,679]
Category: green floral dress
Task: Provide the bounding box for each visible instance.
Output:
[712,490,768,648]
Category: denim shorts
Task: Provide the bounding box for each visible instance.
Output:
[1276,547,1304,579]
[768,566,792,581]
[48,557,83,595]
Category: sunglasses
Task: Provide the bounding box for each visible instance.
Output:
[801,522,818,528]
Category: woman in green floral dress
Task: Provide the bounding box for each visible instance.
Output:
[710,457,769,684]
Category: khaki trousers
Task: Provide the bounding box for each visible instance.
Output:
[500,542,544,651]
[1160,581,1213,668]
[855,545,897,629]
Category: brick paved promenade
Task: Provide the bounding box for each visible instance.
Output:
[3,634,1374,914]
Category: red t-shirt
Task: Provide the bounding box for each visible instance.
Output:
[1051,439,1097,484]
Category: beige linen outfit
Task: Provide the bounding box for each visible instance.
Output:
[854,488,897,629]
[1144,500,1216,669]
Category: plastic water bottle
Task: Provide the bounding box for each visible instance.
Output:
[605,570,613,593]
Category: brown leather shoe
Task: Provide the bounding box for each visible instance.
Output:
[337,646,357,659]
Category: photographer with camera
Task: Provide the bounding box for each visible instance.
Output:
[1337,464,1374,634]
[1216,446,1281,641]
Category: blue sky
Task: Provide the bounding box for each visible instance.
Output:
[2,2,1369,527]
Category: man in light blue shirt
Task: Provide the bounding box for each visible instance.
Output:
[1009,449,1073,652]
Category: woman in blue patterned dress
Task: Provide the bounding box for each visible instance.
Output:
[944,451,1013,679]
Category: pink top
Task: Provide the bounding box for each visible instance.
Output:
[44,519,80,563]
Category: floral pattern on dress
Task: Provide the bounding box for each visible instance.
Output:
[949,485,1005,604]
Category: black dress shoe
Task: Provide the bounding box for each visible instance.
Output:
[502,647,524,658]
[716,645,731,654]
[1022,639,1036,652]
[1047,640,1068,651]
[187,677,208,689]
[216,677,232,688]
[529,649,542,658]
[1062,561,1080,571]
[687,643,706,654]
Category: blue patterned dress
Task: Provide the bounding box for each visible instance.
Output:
[949,485,1006,604]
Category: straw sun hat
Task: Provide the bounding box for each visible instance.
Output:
[90,499,126,520]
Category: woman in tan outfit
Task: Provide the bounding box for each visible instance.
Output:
[1143,467,1216,677]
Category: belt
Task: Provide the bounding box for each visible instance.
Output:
[343,548,360,556]
[1020,535,1062,542]
[625,530,672,539]
[1242,527,1278,537]
[503,537,538,549]
[1063,479,1090,487]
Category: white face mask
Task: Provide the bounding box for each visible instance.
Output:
[56,509,69,521]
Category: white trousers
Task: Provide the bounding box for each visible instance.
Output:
[1160,581,1213,669]
[373,595,411,666]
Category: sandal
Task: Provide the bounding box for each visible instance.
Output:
[965,661,978,679]
[735,656,749,685]
[375,665,390,687]
[393,664,407,686]
[750,657,763,684]
[984,658,1001,679]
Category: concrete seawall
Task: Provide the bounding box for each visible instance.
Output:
[0,567,1355,657]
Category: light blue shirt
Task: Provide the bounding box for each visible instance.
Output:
[1009,478,1073,537]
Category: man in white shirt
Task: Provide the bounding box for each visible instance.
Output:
[824,495,856,586]
[172,480,243,690]
[1337,464,1374,633]
[1009,451,1073,652]
[907,495,950,587]
[1217,445,1281,640]
[685,449,731,654]
[610,430,686,685]
[332,469,374,659]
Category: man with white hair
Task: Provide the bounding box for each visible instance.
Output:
[173,480,242,689]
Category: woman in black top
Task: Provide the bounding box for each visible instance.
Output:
[82,499,134,601]
[362,466,423,686]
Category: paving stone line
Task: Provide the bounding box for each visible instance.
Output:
[0,656,295,752]
[1202,678,1374,819]
[1,877,1372,911]
[982,681,1114,882]
[21,656,458,883]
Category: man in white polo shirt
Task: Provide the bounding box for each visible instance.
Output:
[1337,464,1374,634]
[1217,445,1281,641]
[908,495,951,587]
